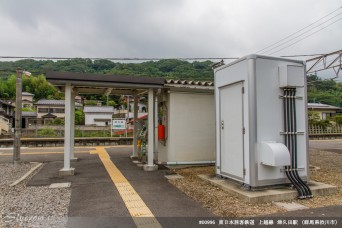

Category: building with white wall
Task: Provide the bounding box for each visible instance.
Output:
[0,100,14,134]
[84,106,114,126]
[157,80,215,164]
[129,101,147,113]
[22,92,34,108]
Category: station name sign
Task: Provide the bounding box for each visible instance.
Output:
[112,118,126,129]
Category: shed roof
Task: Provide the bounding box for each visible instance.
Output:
[165,79,214,90]
[35,99,82,107]
[0,100,15,107]
[165,79,214,86]
[84,106,114,113]
[35,99,65,106]
[22,92,34,96]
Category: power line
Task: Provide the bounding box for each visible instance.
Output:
[261,12,342,55]
[256,6,342,54]
[280,54,324,57]
[268,17,342,55]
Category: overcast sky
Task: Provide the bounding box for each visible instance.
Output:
[0,0,341,62]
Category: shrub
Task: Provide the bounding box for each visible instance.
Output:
[38,128,57,137]
[333,115,342,125]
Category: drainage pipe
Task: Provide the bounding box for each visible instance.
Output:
[163,161,215,165]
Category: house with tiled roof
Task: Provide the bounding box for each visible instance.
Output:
[22,92,34,108]
[34,99,82,124]
[307,103,341,120]
[0,100,15,134]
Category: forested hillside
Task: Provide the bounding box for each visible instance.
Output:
[307,74,342,107]
[0,59,341,107]
[0,58,214,80]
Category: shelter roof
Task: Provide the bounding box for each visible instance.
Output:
[46,72,165,93]
[46,72,213,95]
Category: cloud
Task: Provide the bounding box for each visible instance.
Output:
[0,0,341,59]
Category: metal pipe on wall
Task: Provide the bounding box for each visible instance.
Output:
[291,89,313,197]
[154,92,158,161]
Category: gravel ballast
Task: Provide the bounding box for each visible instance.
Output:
[169,149,342,217]
[0,163,71,228]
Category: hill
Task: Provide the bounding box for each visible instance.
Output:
[0,58,214,81]
[0,59,341,107]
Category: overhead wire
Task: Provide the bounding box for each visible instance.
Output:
[261,12,342,55]
[268,17,342,55]
[256,6,342,54]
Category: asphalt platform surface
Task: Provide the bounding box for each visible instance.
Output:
[1,143,341,227]
[27,147,215,227]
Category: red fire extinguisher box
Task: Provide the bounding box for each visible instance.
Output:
[158,125,165,140]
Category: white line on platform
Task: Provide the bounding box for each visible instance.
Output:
[9,163,43,187]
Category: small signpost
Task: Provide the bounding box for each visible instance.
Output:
[111,118,127,137]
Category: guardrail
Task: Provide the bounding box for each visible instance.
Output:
[0,137,133,148]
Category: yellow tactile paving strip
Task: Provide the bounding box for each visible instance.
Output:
[94,146,162,228]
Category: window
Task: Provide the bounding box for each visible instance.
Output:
[38,108,48,113]
[53,108,65,113]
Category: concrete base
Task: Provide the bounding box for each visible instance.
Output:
[13,160,22,166]
[59,168,75,176]
[165,174,184,180]
[130,155,138,160]
[198,174,337,203]
[136,164,144,169]
[49,182,71,189]
[143,164,158,171]
[273,202,308,211]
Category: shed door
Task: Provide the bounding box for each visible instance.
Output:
[219,81,244,180]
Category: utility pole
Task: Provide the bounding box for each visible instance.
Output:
[14,67,23,165]
[126,96,129,137]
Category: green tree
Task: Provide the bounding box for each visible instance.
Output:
[75,109,85,125]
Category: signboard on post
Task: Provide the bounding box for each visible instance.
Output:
[112,118,126,129]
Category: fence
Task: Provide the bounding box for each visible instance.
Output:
[308,124,342,134]
[0,137,133,148]
[308,124,342,139]
[20,125,113,138]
